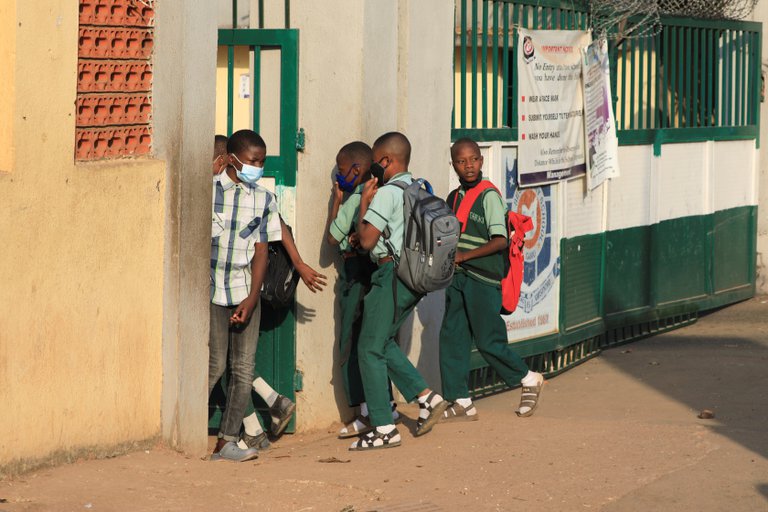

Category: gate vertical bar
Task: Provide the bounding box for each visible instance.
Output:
[252,47,261,134]
[492,1,499,128]
[461,0,468,128]
[472,0,478,128]
[227,45,234,135]
[481,0,488,128]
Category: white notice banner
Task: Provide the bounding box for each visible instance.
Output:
[582,38,620,190]
[518,29,590,187]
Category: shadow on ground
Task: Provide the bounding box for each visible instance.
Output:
[598,299,768,461]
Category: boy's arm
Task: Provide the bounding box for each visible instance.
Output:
[325,182,344,246]
[455,236,508,264]
[230,242,267,324]
[280,218,328,292]
[356,179,382,251]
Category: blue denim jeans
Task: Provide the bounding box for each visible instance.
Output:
[208,302,261,442]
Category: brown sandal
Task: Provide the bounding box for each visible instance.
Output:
[442,402,479,422]
[516,373,544,417]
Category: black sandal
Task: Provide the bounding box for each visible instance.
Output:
[348,427,401,451]
[338,415,373,439]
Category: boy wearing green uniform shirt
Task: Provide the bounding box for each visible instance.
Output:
[326,141,401,438]
[439,138,544,422]
[351,132,448,451]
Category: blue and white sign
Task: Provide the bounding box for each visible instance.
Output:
[501,147,560,340]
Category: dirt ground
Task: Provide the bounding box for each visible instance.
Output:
[2,297,768,512]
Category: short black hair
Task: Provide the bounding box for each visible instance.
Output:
[337,141,373,167]
[451,137,481,159]
[214,135,228,158]
[227,130,266,155]
[373,132,411,165]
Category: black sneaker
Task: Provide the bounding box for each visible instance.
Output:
[241,431,271,450]
[270,395,296,436]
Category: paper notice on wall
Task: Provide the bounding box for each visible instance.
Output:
[582,38,620,190]
[501,147,560,341]
[517,29,590,187]
[239,74,251,99]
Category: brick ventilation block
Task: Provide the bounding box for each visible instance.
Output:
[78,27,154,60]
[75,126,152,160]
[76,93,152,126]
[79,0,154,27]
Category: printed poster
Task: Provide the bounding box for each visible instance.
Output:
[501,147,560,341]
[517,29,590,187]
[582,38,620,190]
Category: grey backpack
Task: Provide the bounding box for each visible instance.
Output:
[384,179,460,294]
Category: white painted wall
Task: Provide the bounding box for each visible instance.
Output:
[470,140,756,238]
[606,145,652,231]
[712,140,758,212]
[655,142,709,221]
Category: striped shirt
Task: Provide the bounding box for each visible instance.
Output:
[210,171,282,306]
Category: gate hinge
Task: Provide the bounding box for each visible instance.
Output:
[296,128,306,152]
[294,369,304,392]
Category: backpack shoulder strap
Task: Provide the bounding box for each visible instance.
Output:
[385,180,408,191]
[380,179,410,250]
[454,180,499,232]
[448,188,460,211]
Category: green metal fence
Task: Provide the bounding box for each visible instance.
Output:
[453,0,590,141]
[613,17,761,149]
[451,0,762,147]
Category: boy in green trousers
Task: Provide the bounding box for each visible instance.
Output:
[439,138,544,421]
[351,132,448,451]
[325,141,400,438]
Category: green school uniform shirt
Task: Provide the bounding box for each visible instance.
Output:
[453,184,508,285]
[329,184,365,253]
[362,172,413,261]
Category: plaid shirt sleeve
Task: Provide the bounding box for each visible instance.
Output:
[255,191,283,243]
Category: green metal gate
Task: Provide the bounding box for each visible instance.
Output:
[208,27,300,433]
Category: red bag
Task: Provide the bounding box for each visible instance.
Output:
[453,181,533,315]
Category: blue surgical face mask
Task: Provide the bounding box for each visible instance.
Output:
[335,164,358,193]
[232,154,264,184]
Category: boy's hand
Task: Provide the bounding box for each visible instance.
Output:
[332,182,344,204]
[361,178,378,207]
[212,155,227,175]
[230,296,258,325]
[348,233,361,249]
[296,262,327,293]
[454,251,467,265]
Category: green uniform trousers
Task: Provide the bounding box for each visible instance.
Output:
[338,254,378,407]
[439,271,529,401]
[358,261,428,426]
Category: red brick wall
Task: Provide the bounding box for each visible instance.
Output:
[76,0,154,160]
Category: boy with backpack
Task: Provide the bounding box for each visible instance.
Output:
[209,130,326,461]
[351,132,449,450]
[439,138,544,422]
[325,141,401,439]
